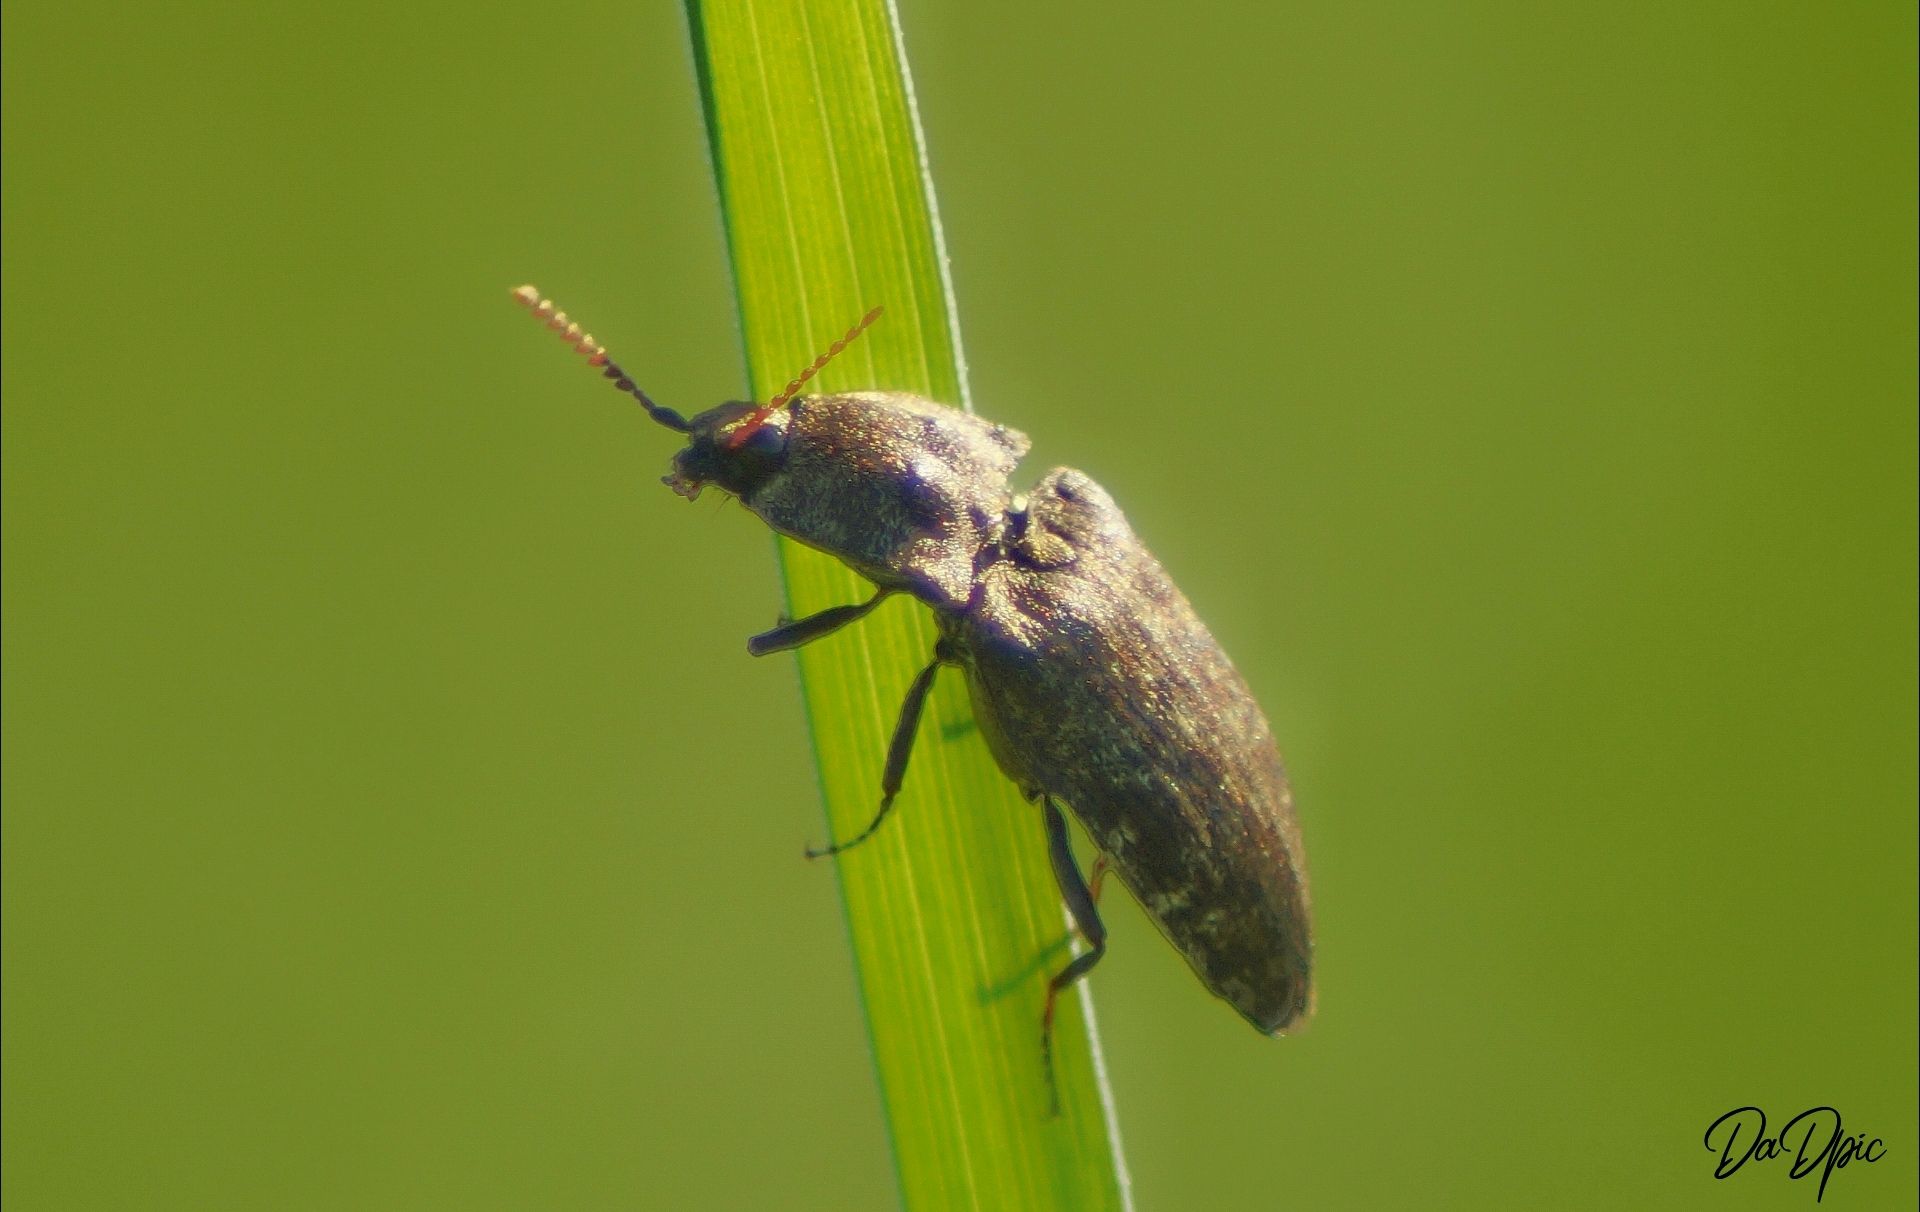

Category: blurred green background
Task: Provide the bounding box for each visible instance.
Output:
[4,1,1913,1208]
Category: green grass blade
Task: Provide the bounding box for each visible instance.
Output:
[683,2,1131,1207]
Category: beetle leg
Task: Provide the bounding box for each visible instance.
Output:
[804,652,945,859]
[1040,796,1108,1116]
[747,589,892,656]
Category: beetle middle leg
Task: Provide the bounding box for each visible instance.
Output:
[747,589,893,656]
[1040,795,1108,1115]
[804,642,952,859]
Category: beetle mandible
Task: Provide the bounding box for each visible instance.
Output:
[513,286,1313,1100]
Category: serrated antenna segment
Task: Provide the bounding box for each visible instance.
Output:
[769,305,885,409]
[723,305,886,451]
[512,284,606,363]
[510,284,691,432]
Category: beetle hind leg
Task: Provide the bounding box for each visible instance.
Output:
[804,650,947,859]
[1040,796,1108,1116]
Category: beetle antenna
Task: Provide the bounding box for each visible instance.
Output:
[771,305,884,409]
[723,305,884,450]
[511,285,693,433]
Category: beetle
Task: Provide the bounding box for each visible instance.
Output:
[514,285,1313,1102]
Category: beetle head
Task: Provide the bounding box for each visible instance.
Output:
[513,286,880,504]
[661,402,791,500]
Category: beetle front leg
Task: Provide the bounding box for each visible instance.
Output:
[1040,795,1107,1116]
[747,589,892,656]
[804,647,948,859]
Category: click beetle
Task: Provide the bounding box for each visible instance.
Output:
[514,286,1313,1103]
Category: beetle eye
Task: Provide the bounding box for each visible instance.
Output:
[734,420,785,458]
